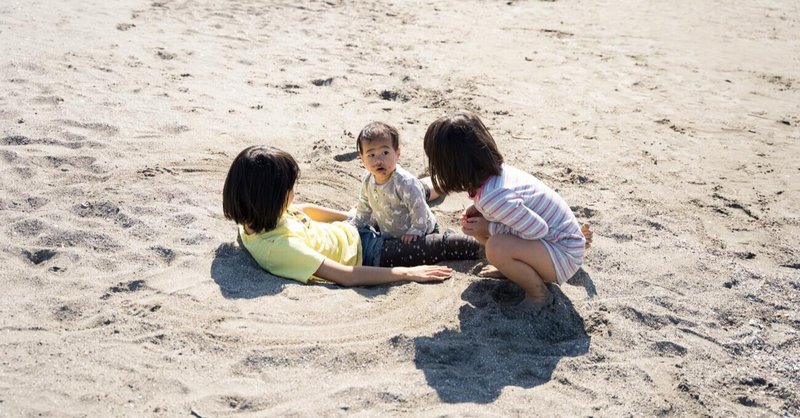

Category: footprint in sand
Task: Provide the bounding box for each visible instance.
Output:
[22,248,58,265]
[311,77,334,86]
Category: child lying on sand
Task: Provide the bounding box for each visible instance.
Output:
[222,145,481,286]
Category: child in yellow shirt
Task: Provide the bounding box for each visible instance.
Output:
[222,146,481,285]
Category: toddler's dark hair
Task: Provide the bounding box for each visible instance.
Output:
[357,121,399,154]
[424,111,504,194]
[223,146,299,232]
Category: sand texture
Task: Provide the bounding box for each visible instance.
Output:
[1,0,799,416]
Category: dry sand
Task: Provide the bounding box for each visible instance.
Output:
[1,0,799,416]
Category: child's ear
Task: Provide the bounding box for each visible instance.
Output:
[396,147,401,158]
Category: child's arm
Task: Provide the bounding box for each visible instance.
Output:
[295,204,349,222]
[480,188,548,240]
[350,180,373,228]
[258,235,451,286]
[399,178,434,243]
[314,258,452,286]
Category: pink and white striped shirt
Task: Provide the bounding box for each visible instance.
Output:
[471,164,585,282]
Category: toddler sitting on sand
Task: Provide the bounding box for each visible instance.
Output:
[349,121,437,244]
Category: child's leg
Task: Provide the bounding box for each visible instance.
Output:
[471,233,490,246]
[379,232,481,267]
[483,234,557,303]
[295,203,350,222]
[481,225,589,280]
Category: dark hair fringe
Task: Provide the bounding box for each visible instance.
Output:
[357,121,400,154]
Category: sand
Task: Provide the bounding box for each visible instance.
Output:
[1,0,798,416]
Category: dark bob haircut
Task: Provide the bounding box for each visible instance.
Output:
[423,111,504,194]
[222,146,299,232]
[357,121,400,154]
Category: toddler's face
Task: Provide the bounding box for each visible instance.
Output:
[360,135,399,184]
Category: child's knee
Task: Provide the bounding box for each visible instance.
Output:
[485,235,511,264]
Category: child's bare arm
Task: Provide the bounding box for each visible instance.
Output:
[314,259,452,286]
[295,203,349,222]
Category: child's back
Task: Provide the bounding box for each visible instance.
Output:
[474,164,582,243]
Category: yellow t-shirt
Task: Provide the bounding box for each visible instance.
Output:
[239,205,362,283]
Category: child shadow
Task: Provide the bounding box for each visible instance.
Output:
[413,279,590,403]
[210,241,293,299]
[209,240,394,299]
[567,268,597,298]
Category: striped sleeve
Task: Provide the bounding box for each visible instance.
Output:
[480,186,549,240]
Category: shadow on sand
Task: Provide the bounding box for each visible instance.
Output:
[567,268,597,298]
[414,278,591,403]
[209,240,398,300]
[210,242,293,299]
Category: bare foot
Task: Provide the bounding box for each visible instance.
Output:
[479,264,505,278]
[519,292,555,313]
[581,223,593,249]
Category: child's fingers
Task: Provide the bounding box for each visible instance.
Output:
[401,235,419,244]
[429,268,453,279]
[416,266,452,281]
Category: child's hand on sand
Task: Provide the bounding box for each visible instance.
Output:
[461,214,489,237]
[401,265,453,282]
[400,233,419,244]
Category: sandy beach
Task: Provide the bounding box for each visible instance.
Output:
[1,0,798,416]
